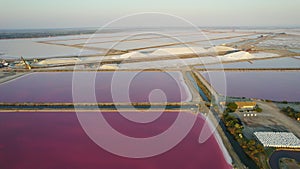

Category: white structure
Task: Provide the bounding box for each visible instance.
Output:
[244,113,257,117]
[236,102,257,111]
[254,132,300,148]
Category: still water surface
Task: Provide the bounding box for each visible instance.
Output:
[0,72,191,103]
[202,72,300,102]
[0,112,232,169]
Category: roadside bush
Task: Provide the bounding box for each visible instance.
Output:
[226,102,238,112]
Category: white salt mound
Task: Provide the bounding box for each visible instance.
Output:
[100,64,118,69]
[221,51,254,60]
[151,47,208,56]
[37,58,80,65]
[118,51,147,59]
[208,46,237,53]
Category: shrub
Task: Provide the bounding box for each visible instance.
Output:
[226,102,238,112]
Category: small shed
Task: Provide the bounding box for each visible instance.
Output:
[235,102,257,110]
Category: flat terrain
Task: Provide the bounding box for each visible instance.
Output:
[0,28,299,169]
[239,100,300,138]
[0,72,26,84]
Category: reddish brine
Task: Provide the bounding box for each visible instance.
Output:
[0,111,232,169]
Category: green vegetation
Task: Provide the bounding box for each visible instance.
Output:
[254,106,263,113]
[222,111,268,169]
[281,106,300,120]
[0,29,99,40]
[279,158,300,169]
[264,147,276,157]
[190,71,212,101]
[226,102,238,112]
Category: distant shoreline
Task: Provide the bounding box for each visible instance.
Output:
[1,26,299,40]
[0,30,96,40]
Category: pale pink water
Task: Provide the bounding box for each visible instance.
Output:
[202,72,300,102]
[0,72,190,103]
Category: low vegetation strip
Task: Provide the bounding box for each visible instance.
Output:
[222,111,269,169]
[0,102,200,112]
[281,106,300,121]
[190,71,212,102]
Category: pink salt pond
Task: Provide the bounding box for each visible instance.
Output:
[0,111,232,169]
[0,72,191,103]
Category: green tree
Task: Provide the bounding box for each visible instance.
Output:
[255,107,262,113]
[226,102,238,112]
[256,144,264,153]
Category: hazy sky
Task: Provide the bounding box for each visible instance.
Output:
[0,0,299,29]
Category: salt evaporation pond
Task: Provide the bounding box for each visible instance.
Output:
[201,72,300,102]
[0,72,191,103]
[0,39,101,59]
[197,57,300,69]
[0,111,232,169]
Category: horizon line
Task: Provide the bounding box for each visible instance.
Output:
[1,25,300,31]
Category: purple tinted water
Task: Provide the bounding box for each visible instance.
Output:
[0,112,232,169]
[202,72,300,102]
[196,57,300,69]
[0,72,190,103]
